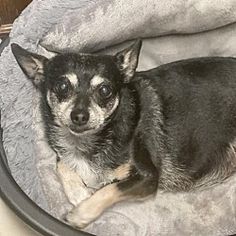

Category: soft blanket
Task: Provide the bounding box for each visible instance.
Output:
[1,0,236,235]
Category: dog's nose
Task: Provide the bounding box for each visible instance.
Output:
[71,110,89,126]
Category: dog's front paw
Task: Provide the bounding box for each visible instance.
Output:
[65,199,101,229]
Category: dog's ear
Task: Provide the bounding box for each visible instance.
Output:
[115,39,142,83]
[11,43,48,88]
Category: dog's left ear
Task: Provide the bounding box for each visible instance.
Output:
[11,43,49,88]
[115,39,142,83]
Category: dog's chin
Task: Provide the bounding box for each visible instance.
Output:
[68,125,101,136]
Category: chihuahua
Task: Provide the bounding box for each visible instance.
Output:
[12,40,236,228]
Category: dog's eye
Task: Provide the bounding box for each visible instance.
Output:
[58,81,68,92]
[55,79,70,96]
[98,84,112,98]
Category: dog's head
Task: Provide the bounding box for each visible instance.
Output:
[11,40,142,135]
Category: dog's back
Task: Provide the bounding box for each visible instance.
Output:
[135,57,236,190]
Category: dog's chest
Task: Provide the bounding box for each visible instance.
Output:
[53,130,118,189]
[60,149,115,189]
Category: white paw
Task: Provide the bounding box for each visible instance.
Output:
[65,199,101,229]
[68,186,95,206]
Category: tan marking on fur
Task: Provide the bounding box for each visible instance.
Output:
[65,73,78,86]
[57,161,92,206]
[66,183,124,228]
[31,57,44,73]
[28,57,44,85]
[229,139,236,169]
[114,162,131,180]
[90,75,105,88]
[88,96,119,129]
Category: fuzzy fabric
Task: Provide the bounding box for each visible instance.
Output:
[40,0,236,53]
[0,0,236,235]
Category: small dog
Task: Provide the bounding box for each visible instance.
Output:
[12,40,236,229]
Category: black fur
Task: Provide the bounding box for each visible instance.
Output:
[138,57,236,186]
[11,41,236,226]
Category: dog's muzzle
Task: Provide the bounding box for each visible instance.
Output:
[70,109,90,126]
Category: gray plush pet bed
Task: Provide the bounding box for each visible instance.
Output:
[1,0,236,235]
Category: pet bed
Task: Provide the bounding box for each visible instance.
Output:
[1,0,236,235]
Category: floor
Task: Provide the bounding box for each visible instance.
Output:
[0,0,32,39]
[0,199,41,236]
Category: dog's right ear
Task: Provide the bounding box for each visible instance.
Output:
[115,39,142,83]
[11,43,48,88]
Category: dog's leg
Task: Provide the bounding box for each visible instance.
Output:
[65,135,158,228]
[65,172,157,228]
[57,161,94,207]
